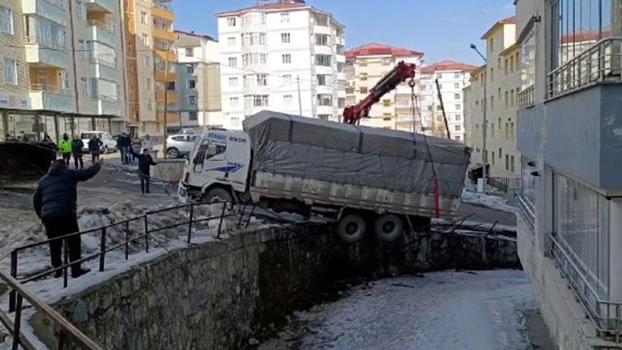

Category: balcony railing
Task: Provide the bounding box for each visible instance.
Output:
[30,83,70,95]
[550,232,622,341]
[548,37,622,100]
[88,19,114,33]
[518,84,535,109]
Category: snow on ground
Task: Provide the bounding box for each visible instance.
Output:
[261,270,536,350]
[462,189,517,214]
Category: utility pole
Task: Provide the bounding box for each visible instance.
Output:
[297,76,302,116]
[471,44,488,192]
[162,43,175,158]
[434,78,451,139]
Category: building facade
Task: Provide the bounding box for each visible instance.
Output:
[124,0,176,136]
[171,30,221,131]
[467,17,522,179]
[344,42,423,130]
[515,0,622,348]
[419,60,476,141]
[0,0,128,143]
[217,0,346,130]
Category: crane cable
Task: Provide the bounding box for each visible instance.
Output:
[410,78,441,218]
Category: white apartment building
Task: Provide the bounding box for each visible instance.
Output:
[344,43,423,130]
[216,0,346,130]
[467,17,522,179]
[419,61,476,142]
[172,30,222,130]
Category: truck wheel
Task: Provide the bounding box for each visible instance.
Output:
[204,188,233,204]
[374,214,404,243]
[336,214,367,244]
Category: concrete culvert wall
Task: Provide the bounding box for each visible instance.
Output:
[33,223,520,349]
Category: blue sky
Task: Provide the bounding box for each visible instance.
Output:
[172,0,515,65]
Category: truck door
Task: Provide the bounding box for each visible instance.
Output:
[200,141,229,181]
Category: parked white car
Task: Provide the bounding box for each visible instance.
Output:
[81,131,116,153]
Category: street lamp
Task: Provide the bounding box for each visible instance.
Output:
[470,43,488,192]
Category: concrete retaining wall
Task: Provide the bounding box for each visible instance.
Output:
[34,224,520,349]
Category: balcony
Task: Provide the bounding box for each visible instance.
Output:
[154,70,177,82]
[547,38,622,100]
[154,49,176,62]
[155,90,179,104]
[152,27,176,42]
[87,21,117,48]
[518,85,535,109]
[314,45,333,56]
[22,0,67,26]
[85,0,114,14]
[98,99,123,117]
[25,40,69,69]
[29,85,74,113]
[152,1,174,21]
[90,60,121,81]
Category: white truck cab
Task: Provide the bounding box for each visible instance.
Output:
[178,129,251,203]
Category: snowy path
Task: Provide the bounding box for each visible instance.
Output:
[262,270,535,350]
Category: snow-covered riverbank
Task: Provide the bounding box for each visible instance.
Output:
[261,270,536,350]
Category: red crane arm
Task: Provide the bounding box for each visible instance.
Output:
[342,61,416,124]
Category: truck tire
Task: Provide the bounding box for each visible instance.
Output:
[204,188,233,204]
[336,214,367,244]
[374,214,404,243]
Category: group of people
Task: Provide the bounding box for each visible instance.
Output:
[33,130,160,280]
[57,134,104,169]
[116,133,155,166]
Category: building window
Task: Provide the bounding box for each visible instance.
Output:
[283,94,293,105]
[454,93,460,100]
[281,33,290,44]
[315,54,331,67]
[166,81,175,90]
[282,74,292,85]
[228,77,238,87]
[315,34,330,46]
[454,72,460,79]
[227,17,236,27]
[454,104,461,110]
[280,12,289,23]
[454,114,461,121]
[521,29,536,89]
[140,11,148,24]
[360,87,368,94]
[454,82,460,89]
[188,111,198,121]
[0,7,13,35]
[317,74,329,86]
[146,78,152,90]
[188,95,196,105]
[146,99,153,111]
[282,54,292,64]
[228,57,237,68]
[511,155,515,172]
[229,97,239,107]
[185,48,193,57]
[382,99,391,107]
[383,114,392,121]
[317,94,332,106]
[227,36,237,47]
[144,56,150,68]
[3,57,17,85]
[248,95,268,107]
[187,79,196,89]
[454,125,461,131]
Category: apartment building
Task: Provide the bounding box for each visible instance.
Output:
[419,60,476,141]
[171,30,221,131]
[344,42,423,130]
[124,0,176,135]
[0,0,128,141]
[217,0,346,130]
[467,17,522,179]
[515,0,622,348]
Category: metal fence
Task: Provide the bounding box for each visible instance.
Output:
[7,201,256,312]
[518,84,535,109]
[548,37,622,99]
[550,233,622,341]
[487,177,521,194]
[516,195,535,233]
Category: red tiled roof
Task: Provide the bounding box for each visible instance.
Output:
[481,16,516,39]
[217,1,308,16]
[421,60,479,74]
[561,29,612,43]
[345,42,424,59]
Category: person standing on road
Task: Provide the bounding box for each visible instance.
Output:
[71,136,85,169]
[130,135,142,165]
[117,133,131,165]
[88,135,103,163]
[129,148,157,194]
[33,159,102,278]
[59,134,72,165]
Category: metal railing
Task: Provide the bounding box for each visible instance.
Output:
[548,37,622,99]
[29,84,70,95]
[0,271,102,350]
[7,201,255,312]
[518,84,535,109]
[87,20,114,33]
[487,177,521,194]
[516,195,535,233]
[550,232,622,341]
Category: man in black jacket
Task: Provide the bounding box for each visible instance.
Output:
[130,148,157,194]
[71,136,85,169]
[88,135,103,163]
[33,159,102,278]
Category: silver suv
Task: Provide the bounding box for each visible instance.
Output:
[166,134,199,159]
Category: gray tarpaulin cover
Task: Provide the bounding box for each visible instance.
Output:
[243,111,470,198]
